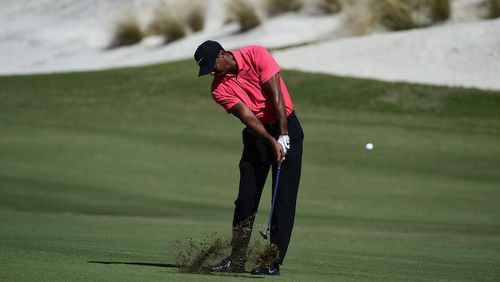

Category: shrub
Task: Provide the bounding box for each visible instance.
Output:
[109,12,143,48]
[489,0,500,18]
[263,0,303,17]
[317,0,342,14]
[227,0,261,32]
[148,2,186,43]
[186,0,205,32]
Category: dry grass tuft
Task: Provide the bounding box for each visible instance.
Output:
[317,0,342,14]
[343,0,450,35]
[109,12,143,48]
[342,0,378,35]
[263,0,303,17]
[430,0,451,22]
[109,1,204,47]
[147,2,186,43]
[186,0,205,32]
[376,0,417,31]
[489,0,500,18]
[227,0,261,32]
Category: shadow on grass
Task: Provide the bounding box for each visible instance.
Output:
[87,261,264,279]
[88,260,178,268]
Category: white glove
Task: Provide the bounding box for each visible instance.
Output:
[277,135,290,154]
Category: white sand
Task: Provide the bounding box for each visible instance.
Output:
[0,0,343,74]
[274,19,500,90]
[0,0,499,90]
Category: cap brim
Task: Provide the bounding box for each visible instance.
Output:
[198,56,217,77]
[198,64,212,77]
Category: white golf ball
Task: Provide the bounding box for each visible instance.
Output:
[365,143,374,151]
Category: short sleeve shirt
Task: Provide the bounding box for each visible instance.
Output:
[210,46,294,123]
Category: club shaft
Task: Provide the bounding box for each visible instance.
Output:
[265,160,282,237]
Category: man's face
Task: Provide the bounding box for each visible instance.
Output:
[212,51,232,76]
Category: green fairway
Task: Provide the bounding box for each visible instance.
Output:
[1,60,499,281]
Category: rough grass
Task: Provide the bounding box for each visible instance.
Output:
[263,0,303,17]
[343,0,451,34]
[186,0,205,32]
[430,0,451,22]
[0,60,499,281]
[376,0,417,31]
[109,12,143,48]
[147,2,186,43]
[489,0,500,18]
[342,0,378,35]
[317,0,342,14]
[226,0,261,32]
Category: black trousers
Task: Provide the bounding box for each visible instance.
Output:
[232,112,303,265]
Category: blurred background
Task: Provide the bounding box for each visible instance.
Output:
[1,0,499,89]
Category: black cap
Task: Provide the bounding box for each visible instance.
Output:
[194,40,224,77]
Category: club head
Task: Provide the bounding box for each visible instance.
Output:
[259,230,269,240]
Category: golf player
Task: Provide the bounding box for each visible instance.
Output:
[194,40,303,275]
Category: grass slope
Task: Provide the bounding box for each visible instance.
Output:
[1,60,500,281]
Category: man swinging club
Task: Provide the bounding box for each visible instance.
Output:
[194,40,304,276]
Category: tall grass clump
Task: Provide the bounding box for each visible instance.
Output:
[430,0,451,22]
[317,0,342,14]
[343,0,450,35]
[489,0,500,18]
[342,0,379,35]
[148,2,186,43]
[376,0,417,31]
[109,12,143,48]
[227,0,261,32]
[186,0,205,32]
[263,0,303,17]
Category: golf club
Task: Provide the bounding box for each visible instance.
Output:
[260,159,284,240]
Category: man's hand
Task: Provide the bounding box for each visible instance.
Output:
[277,135,290,154]
[271,139,286,162]
[230,102,289,163]
[231,102,285,162]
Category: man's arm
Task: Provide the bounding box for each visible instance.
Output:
[230,102,285,162]
[262,73,288,135]
[262,72,290,156]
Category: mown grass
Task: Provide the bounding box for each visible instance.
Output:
[1,59,499,281]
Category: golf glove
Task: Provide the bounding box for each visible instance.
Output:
[277,135,290,154]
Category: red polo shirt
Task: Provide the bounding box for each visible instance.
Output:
[211,46,294,123]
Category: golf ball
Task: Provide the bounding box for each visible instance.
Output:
[365,143,374,151]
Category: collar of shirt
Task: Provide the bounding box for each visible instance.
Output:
[215,50,245,81]
[230,50,246,74]
[217,50,244,81]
